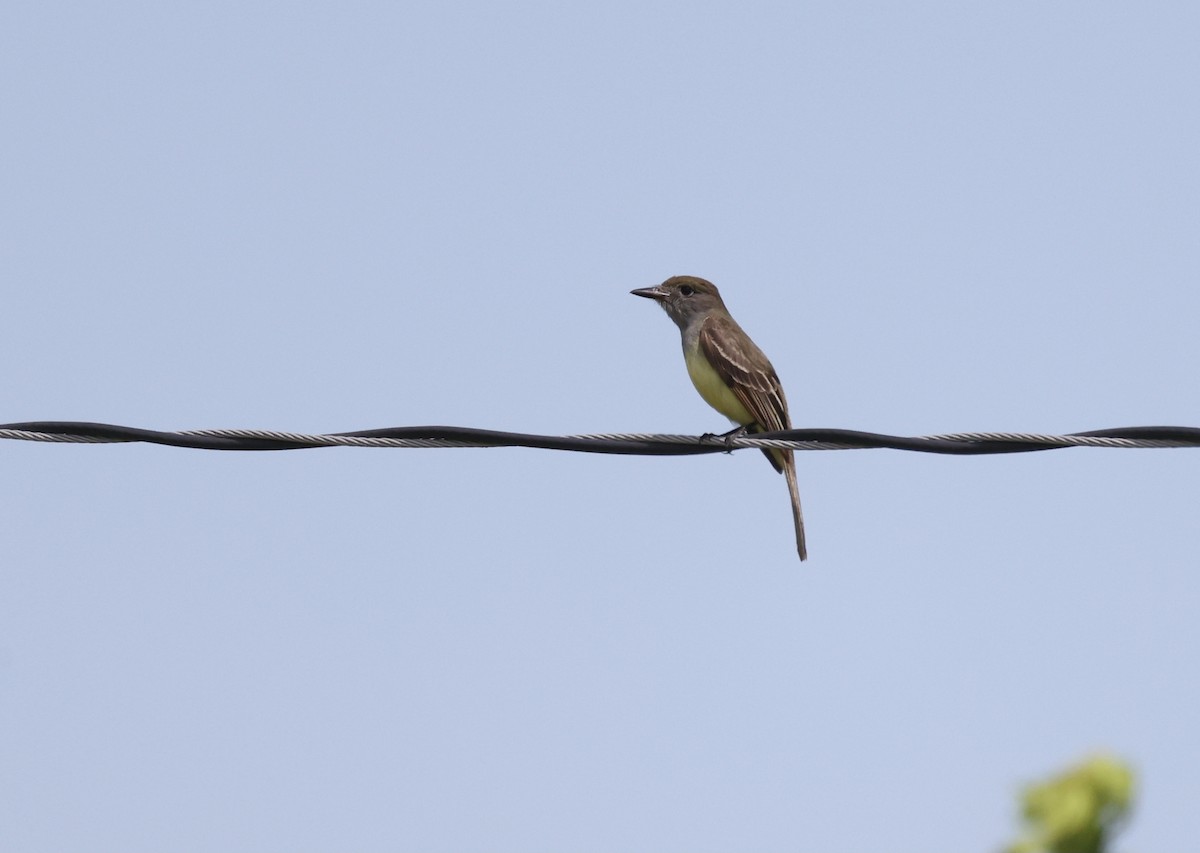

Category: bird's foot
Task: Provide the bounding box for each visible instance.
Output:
[700,425,748,454]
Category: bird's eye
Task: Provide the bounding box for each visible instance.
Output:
[679,285,695,297]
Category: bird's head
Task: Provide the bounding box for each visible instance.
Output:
[630,275,726,330]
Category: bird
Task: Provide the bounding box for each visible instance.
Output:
[631,275,807,561]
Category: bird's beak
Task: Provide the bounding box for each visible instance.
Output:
[630,285,667,301]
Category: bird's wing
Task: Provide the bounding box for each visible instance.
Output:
[698,313,792,473]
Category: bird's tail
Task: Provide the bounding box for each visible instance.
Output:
[782,451,807,561]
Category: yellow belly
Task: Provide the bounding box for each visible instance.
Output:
[684,345,754,425]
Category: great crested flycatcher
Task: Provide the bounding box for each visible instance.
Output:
[632,275,807,561]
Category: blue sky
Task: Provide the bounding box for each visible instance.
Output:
[2,4,1198,851]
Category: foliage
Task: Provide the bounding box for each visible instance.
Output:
[1006,754,1135,853]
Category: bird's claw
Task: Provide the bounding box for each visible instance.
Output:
[699,426,748,454]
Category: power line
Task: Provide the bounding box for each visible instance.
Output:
[2,421,1198,455]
